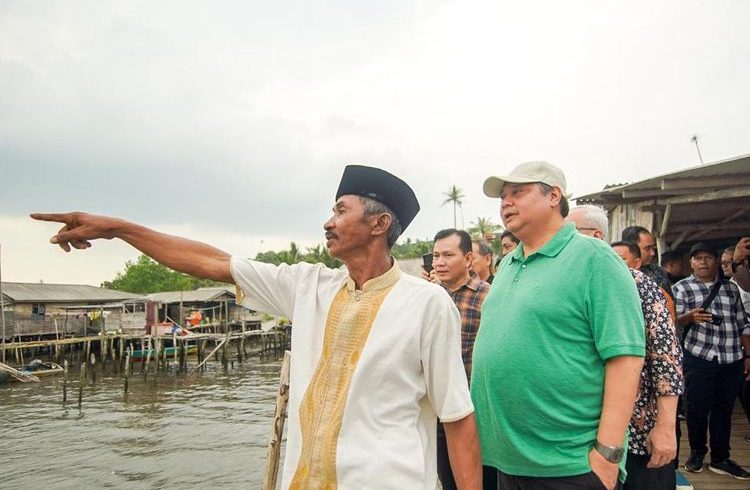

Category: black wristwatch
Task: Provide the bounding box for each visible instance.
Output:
[593,440,625,463]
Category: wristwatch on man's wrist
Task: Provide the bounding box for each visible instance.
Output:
[593,440,625,463]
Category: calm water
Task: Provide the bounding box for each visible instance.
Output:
[1,354,284,489]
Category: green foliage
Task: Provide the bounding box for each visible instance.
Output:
[102,254,224,294]
[391,237,433,259]
[255,242,342,268]
[254,238,434,264]
[468,216,501,239]
[302,244,342,268]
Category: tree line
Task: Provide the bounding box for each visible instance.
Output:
[102,184,500,293]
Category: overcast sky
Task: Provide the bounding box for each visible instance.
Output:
[2,0,749,285]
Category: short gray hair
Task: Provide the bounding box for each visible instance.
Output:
[571,204,609,241]
[359,196,402,248]
[473,240,493,257]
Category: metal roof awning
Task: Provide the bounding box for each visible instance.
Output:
[575,154,750,249]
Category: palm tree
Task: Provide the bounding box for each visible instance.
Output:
[442,185,465,228]
[276,242,301,265]
[304,244,342,268]
[468,216,500,239]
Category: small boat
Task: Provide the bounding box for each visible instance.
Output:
[0,359,64,384]
[17,359,64,378]
[130,344,198,362]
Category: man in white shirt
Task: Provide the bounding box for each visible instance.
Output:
[32,164,481,489]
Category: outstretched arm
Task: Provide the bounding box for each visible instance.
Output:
[31,212,233,283]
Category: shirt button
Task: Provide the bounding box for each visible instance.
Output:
[521,264,527,269]
[513,278,519,282]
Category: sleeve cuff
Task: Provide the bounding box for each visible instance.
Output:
[599,344,646,361]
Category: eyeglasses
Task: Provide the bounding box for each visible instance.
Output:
[576,227,598,232]
[721,260,732,266]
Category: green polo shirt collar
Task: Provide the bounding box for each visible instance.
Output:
[509,223,577,262]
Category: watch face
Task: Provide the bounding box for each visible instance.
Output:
[596,442,624,463]
[611,447,624,462]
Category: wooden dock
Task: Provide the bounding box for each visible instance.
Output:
[0,326,291,369]
[677,402,750,489]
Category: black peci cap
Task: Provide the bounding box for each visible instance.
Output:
[689,242,718,258]
[336,165,420,232]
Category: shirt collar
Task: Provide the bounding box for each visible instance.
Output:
[346,260,401,293]
[443,273,482,293]
[509,223,577,262]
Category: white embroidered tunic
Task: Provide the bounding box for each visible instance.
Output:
[230,257,473,489]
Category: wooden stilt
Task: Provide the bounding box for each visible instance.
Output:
[62,360,68,406]
[261,351,291,490]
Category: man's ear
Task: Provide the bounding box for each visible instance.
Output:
[548,186,562,208]
[593,230,604,240]
[634,257,643,270]
[371,213,392,238]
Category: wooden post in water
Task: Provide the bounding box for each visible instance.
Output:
[154,335,161,373]
[62,360,68,406]
[123,352,130,397]
[178,338,186,373]
[262,351,291,490]
[222,330,229,370]
[141,337,147,373]
[78,362,86,409]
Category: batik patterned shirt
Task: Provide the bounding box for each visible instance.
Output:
[628,269,684,455]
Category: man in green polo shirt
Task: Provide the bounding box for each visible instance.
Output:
[471,161,645,490]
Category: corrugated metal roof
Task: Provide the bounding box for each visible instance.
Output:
[576,153,750,202]
[1,282,143,302]
[573,153,750,247]
[145,287,235,304]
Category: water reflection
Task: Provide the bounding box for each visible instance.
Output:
[1,354,284,489]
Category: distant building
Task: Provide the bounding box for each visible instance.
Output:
[145,287,262,331]
[0,282,145,339]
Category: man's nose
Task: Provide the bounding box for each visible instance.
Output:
[323,216,334,230]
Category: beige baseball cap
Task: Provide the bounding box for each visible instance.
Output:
[483,160,570,198]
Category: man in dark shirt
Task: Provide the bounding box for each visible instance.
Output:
[622,226,672,295]
[661,251,685,284]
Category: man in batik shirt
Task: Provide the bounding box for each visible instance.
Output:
[611,241,684,490]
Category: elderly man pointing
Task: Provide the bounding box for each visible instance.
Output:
[33,165,481,490]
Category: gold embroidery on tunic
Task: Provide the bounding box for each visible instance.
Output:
[289,265,400,489]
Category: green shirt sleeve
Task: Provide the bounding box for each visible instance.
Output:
[585,248,646,360]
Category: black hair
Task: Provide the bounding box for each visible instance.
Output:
[622,226,650,244]
[500,229,520,244]
[434,228,472,255]
[660,250,682,265]
[611,240,641,259]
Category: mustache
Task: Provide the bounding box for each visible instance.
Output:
[325,232,338,240]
